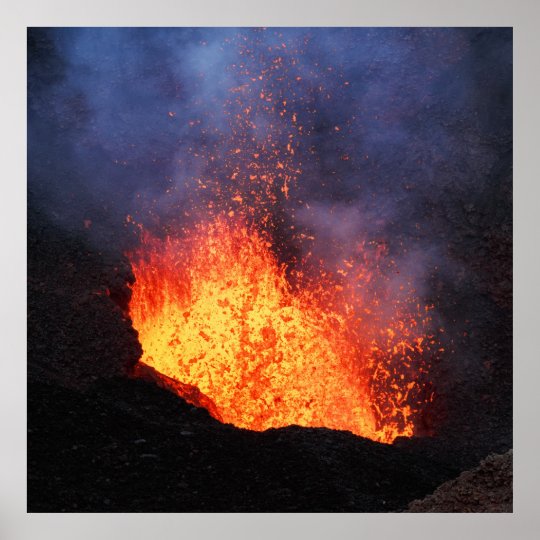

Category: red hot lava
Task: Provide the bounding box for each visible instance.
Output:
[128,30,441,443]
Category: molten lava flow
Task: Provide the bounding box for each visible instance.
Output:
[129,216,436,443]
[128,30,441,443]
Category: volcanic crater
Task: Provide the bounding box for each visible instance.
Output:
[27,27,512,512]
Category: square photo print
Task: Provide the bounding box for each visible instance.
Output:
[27,27,512,512]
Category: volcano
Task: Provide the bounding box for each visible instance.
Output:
[27,27,512,512]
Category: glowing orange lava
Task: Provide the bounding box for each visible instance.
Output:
[128,30,440,443]
[129,215,436,443]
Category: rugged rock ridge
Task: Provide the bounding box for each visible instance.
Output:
[407,450,513,512]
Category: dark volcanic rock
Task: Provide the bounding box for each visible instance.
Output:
[28,377,459,512]
[27,204,141,389]
[407,450,513,512]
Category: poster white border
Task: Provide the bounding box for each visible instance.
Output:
[2,0,538,538]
